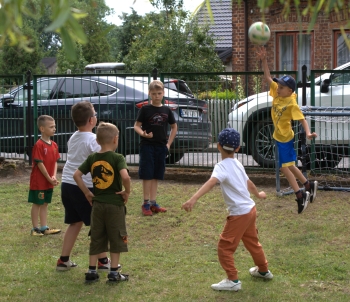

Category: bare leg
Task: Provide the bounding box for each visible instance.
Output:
[31,204,41,228]
[61,222,83,256]
[110,252,121,269]
[280,167,300,192]
[39,203,48,227]
[142,179,152,200]
[150,179,158,201]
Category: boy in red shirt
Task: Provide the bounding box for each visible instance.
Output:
[28,115,61,236]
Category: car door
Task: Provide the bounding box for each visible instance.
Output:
[0,78,59,154]
[310,67,350,145]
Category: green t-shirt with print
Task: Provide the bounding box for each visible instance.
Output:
[78,151,128,206]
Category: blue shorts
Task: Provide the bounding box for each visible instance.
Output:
[138,144,168,180]
[276,139,297,168]
[61,182,93,226]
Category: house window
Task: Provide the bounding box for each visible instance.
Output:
[276,32,313,80]
[334,30,350,67]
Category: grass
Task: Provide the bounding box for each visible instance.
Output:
[0,175,349,301]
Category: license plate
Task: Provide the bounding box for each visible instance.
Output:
[181,109,199,118]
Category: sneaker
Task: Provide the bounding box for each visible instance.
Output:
[150,203,167,213]
[85,271,99,284]
[295,191,310,214]
[31,227,44,237]
[249,266,273,279]
[141,203,153,216]
[211,279,242,291]
[41,227,61,235]
[56,259,78,271]
[308,181,318,203]
[97,259,122,273]
[106,271,129,283]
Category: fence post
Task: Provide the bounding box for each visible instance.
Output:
[25,70,33,165]
[152,68,158,80]
[300,65,307,176]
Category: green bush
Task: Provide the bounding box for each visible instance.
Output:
[197,89,238,100]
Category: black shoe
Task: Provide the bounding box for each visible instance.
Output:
[308,181,318,203]
[106,272,129,284]
[85,271,99,284]
[296,192,310,214]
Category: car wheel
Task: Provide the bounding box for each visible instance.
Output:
[166,152,184,164]
[249,118,276,168]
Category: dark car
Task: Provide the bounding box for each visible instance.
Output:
[0,76,211,163]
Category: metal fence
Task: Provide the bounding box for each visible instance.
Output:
[1,69,350,173]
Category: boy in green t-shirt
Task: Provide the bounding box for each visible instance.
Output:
[74,122,131,283]
[257,46,318,214]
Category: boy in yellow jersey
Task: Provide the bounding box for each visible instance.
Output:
[257,46,318,214]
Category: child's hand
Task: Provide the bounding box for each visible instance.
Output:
[256,46,267,60]
[50,176,59,186]
[84,191,94,205]
[181,199,196,212]
[116,191,130,204]
[307,132,317,140]
[258,191,266,199]
[143,131,153,138]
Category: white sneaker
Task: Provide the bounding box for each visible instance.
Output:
[249,266,273,279]
[211,279,242,291]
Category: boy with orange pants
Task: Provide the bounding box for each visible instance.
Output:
[182,128,272,291]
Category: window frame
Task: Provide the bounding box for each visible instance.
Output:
[276,31,314,73]
[333,30,350,67]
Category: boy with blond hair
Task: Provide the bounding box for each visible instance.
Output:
[28,115,61,236]
[134,80,178,216]
[74,122,130,283]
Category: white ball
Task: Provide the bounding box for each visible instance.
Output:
[248,22,271,45]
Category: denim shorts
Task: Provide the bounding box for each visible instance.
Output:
[138,144,168,180]
[61,182,93,225]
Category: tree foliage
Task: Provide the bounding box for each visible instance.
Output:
[123,10,223,73]
[1,0,350,60]
[0,25,45,75]
[0,0,88,60]
[56,43,88,74]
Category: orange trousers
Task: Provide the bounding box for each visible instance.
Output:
[217,206,268,280]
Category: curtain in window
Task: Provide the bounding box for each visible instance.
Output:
[279,35,293,73]
[337,33,350,66]
[298,34,311,80]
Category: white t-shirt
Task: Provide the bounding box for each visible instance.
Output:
[61,131,100,187]
[211,158,255,216]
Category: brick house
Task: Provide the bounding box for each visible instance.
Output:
[197,0,350,79]
[232,0,350,80]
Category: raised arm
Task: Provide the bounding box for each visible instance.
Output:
[256,46,273,85]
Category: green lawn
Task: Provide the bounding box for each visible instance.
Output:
[0,177,349,301]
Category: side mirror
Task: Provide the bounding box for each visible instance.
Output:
[320,79,331,93]
[1,94,15,107]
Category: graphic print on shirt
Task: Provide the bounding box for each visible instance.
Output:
[91,161,114,189]
[272,104,288,129]
[149,113,168,126]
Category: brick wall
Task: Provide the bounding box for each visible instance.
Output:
[232,0,349,72]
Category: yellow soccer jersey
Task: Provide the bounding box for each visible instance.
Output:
[270,81,305,142]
